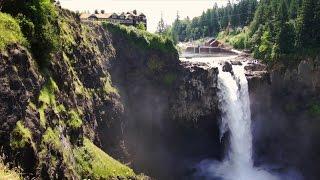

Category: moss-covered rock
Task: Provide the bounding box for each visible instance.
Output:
[10,121,33,149]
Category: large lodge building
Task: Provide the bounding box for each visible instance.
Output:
[80,10,147,29]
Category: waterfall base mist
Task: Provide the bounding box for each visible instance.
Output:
[196,159,279,180]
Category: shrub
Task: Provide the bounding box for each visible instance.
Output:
[67,110,83,129]
[136,22,146,31]
[163,73,177,86]
[308,103,320,117]
[100,76,118,95]
[41,127,61,150]
[10,121,32,149]
[16,14,35,41]
[103,22,177,54]
[0,157,21,180]
[38,78,59,127]
[2,0,59,68]
[0,13,27,51]
[217,28,252,50]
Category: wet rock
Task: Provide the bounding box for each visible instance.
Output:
[231,60,242,65]
[222,61,233,73]
[171,64,219,121]
[245,61,267,71]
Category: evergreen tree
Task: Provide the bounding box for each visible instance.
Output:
[231,4,239,28]
[170,0,258,41]
[314,0,320,45]
[156,13,165,34]
[275,0,295,54]
[289,0,300,18]
[296,0,316,47]
[206,9,213,36]
[212,9,220,36]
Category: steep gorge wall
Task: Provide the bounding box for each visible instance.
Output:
[0,8,224,179]
[248,58,320,179]
[105,24,222,179]
[0,9,138,179]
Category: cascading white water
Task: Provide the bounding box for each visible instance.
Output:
[197,63,278,180]
[218,65,254,171]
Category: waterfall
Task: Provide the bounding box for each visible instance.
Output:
[218,65,254,170]
[197,63,278,180]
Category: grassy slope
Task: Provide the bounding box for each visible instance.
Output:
[73,138,135,179]
[0,12,27,51]
[0,161,20,180]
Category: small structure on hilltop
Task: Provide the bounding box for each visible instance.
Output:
[204,38,222,48]
[80,10,147,29]
[209,40,222,47]
[184,38,227,55]
[205,38,215,46]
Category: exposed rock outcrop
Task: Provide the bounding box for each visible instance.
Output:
[222,61,233,73]
[171,62,219,123]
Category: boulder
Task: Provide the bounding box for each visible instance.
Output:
[222,61,233,73]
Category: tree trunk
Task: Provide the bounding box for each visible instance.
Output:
[0,0,3,11]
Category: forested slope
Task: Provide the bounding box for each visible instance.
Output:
[167,0,320,63]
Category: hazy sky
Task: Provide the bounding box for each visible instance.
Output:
[60,0,228,32]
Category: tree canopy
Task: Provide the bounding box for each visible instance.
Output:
[169,0,258,42]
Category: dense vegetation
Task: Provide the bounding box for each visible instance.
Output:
[105,22,177,54]
[1,0,60,67]
[157,0,258,42]
[166,0,320,64]
[0,12,27,50]
[248,0,320,63]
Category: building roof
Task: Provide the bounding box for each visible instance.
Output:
[139,13,146,17]
[80,13,112,19]
[210,40,221,47]
[127,10,146,17]
[207,38,216,44]
[95,13,112,19]
[79,10,146,20]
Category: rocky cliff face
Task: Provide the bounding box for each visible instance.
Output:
[103,24,223,179]
[0,9,138,179]
[248,58,320,179]
[0,8,225,179]
[2,3,320,180]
